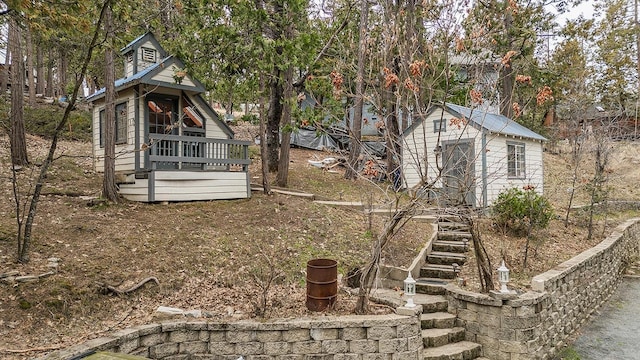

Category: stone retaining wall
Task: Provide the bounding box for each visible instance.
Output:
[37,315,422,360]
[447,218,640,360]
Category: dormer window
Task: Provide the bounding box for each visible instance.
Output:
[142,47,156,63]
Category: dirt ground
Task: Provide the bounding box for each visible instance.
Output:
[1,128,640,359]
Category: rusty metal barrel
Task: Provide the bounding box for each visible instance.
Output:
[306,259,338,311]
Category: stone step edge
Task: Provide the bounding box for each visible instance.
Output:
[421,340,482,357]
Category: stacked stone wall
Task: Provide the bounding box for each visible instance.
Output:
[447,218,640,360]
[37,315,422,360]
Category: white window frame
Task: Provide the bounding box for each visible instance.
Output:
[507,141,526,178]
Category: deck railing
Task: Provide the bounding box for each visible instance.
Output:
[147,134,251,171]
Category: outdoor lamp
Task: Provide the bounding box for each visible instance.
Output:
[497,260,510,293]
[404,272,417,308]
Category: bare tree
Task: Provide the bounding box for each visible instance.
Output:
[586,120,613,240]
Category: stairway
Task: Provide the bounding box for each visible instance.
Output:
[417,215,471,296]
[416,214,487,360]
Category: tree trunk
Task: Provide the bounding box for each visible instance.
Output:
[259,74,271,194]
[36,43,44,95]
[345,0,369,180]
[276,65,294,187]
[26,26,35,106]
[9,16,28,166]
[58,48,68,97]
[266,68,283,173]
[45,47,53,97]
[102,4,119,202]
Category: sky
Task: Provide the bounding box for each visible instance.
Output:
[555,1,596,26]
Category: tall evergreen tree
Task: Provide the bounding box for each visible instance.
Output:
[102,3,118,202]
[8,14,27,166]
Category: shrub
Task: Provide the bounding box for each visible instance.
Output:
[240,114,259,125]
[492,186,553,235]
[0,97,93,141]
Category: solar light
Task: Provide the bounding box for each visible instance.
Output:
[497,260,510,293]
[404,272,417,308]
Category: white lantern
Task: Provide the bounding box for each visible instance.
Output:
[497,260,510,293]
[404,272,417,308]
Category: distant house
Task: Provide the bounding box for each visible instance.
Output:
[554,104,639,140]
[402,103,546,207]
[86,33,251,202]
[450,50,501,114]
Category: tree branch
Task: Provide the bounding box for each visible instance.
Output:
[293,8,351,88]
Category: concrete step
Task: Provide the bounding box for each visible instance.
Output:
[413,214,438,223]
[416,294,450,313]
[420,312,456,329]
[427,251,467,266]
[421,327,466,348]
[432,240,468,253]
[437,214,464,223]
[420,264,457,279]
[416,278,448,295]
[438,221,470,232]
[422,341,482,360]
[437,231,472,241]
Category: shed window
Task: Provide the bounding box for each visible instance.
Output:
[433,120,446,133]
[148,99,176,134]
[141,47,156,63]
[507,142,525,178]
[99,102,128,147]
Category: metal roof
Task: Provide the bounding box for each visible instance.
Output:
[445,103,547,141]
[86,58,165,101]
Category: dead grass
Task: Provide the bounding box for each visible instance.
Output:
[0,133,421,359]
[2,130,640,359]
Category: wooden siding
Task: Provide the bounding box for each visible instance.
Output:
[92,89,137,173]
[402,107,544,207]
[118,171,250,202]
[154,176,248,200]
[483,133,544,203]
[151,66,197,88]
[138,41,160,72]
[402,109,482,190]
[118,177,149,202]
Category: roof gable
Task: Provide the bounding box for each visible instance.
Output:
[120,32,167,58]
[87,56,206,102]
[404,103,546,142]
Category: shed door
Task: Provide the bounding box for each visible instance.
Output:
[442,140,475,207]
[147,97,178,169]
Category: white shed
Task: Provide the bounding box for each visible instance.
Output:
[402,103,546,207]
[87,33,251,202]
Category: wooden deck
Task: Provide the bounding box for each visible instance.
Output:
[118,134,252,202]
[147,134,251,171]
